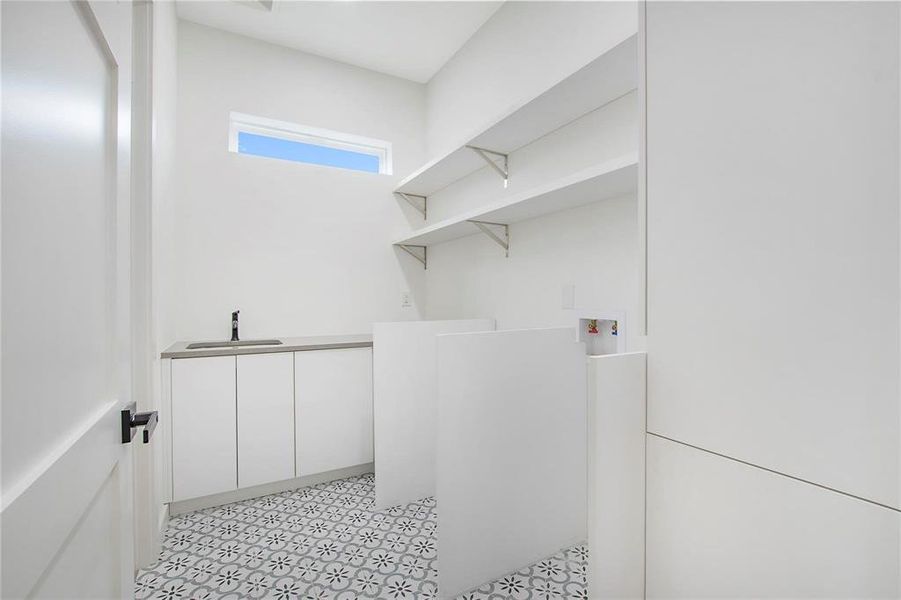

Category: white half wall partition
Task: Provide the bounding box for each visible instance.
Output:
[372,319,495,509]
[435,327,587,599]
[588,352,646,600]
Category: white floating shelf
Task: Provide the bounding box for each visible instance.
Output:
[395,33,638,197]
[394,153,638,248]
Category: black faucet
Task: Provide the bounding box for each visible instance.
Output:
[231,310,240,341]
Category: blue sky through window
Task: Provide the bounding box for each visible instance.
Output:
[237,131,380,173]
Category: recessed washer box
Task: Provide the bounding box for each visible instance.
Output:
[577,310,626,356]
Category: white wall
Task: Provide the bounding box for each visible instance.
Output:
[426,1,637,155]
[423,92,641,344]
[174,21,426,341]
[416,3,641,342]
[425,193,639,336]
[425,91,638,223]
[645,1,901,595]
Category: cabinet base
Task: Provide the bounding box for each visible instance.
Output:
[167,463,374,515]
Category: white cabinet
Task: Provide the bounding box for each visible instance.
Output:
[645,1,900,509]
[169,345,374,504]
[237,353,295,488]
[171,356,237,501]
[295,348,373,476]
[646,436,901,598]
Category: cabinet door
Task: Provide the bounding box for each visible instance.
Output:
[295,348,373,476]
[171,356,237,501]
[237,353,295,488]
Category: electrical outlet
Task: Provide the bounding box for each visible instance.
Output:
[401,291,412,308]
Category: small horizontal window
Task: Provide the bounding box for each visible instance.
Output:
[228,112,392,175]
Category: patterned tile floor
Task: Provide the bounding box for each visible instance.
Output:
[135,473,588,600]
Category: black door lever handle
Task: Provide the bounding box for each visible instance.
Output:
[121,402,158,444]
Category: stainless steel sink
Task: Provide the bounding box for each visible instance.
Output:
[186,339,283,349]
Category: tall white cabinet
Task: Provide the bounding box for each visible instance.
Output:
[171,356,238,501]
[295,348,373,477]
[644,2,901,596]
[237,353,295,488]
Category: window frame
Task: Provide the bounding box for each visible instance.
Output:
[228,111,393,175]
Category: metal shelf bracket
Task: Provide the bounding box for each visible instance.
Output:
[468,220,509,257]
[466,145,509,188]
[396,244,427,269]
[395,192,427,219]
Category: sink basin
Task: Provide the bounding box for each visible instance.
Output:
[186,339,283,349]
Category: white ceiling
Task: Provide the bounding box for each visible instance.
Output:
[176,1,503,83]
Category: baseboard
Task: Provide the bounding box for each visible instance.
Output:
[157,503,169,534]
[167,463,374,515]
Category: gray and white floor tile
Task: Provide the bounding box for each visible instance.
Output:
[135,473,588,599]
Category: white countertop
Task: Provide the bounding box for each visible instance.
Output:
[161,333,373,359]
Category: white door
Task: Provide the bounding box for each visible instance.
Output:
[295,348,374,477]
[1,1,138,598]
[237,353,295,488]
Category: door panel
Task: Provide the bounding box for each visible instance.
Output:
[2,0,116,496]
[1,1,135,598]
[31,467,123,600]
[237,353,295,488]
[295,348,373,477]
